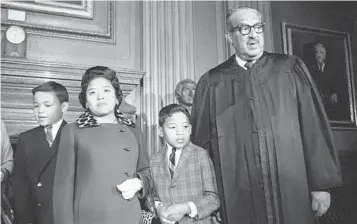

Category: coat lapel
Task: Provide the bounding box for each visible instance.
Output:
[160,145,171,181]
[37,121,67,176]
[171,142,191,182]
[50,120,67,154]
[27,127,53,178]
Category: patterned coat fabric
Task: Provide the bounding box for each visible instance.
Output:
[13,121,67,224]
[150,142,220,224]
[53,122,151,224]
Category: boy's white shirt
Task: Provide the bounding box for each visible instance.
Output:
[166,143,182,166]
[155,143,198,219]
[44,119,63,140]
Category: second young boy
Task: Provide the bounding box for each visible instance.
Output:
[13,81,69,224]
[150,103,220,224]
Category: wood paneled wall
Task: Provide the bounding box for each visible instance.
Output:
[1,1,276,155]
[1,1,144,143]
[1,57,144,142]
[1,1,230,155]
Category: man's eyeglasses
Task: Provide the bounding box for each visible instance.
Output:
[230,23,265,35]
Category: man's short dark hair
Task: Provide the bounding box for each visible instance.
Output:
[159,103,191,127]
[32,81,69,103]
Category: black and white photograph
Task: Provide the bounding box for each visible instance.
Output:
[1,1,357,224]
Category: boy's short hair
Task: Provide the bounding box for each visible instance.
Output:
[159,103,191,127]
[32,81,69,103]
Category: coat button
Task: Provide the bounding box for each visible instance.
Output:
[123,148,131,151]
[120,128,125,132]
[37,203,42,207]
[37,182,42,187]
[171,184,176,188]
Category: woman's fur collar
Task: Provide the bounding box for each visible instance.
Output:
[75,108,136,129]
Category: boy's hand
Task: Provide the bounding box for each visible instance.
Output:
[157,204,175,224]
[212,212,222,223]
[166,203,190,222]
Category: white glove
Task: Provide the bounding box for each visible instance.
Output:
[117,177,143,200]
[311,191,331,217]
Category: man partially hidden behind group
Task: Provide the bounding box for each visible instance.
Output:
[308,42,349,121]
[175,79,196,114]
[191,6,342,224]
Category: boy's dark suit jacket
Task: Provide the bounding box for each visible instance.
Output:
[13,121,66,224]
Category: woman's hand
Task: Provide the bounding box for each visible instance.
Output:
[117,177,143,200]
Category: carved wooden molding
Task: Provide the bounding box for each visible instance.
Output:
[2,0,94,19]
[1,57,145,86]
[1,1,114,43]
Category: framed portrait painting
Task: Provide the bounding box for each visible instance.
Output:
[282,23,356,129]
[1,0,93,19]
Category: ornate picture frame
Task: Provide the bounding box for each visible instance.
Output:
[282,22,356,129]
[2,0,93,19]
[1,1,114,43]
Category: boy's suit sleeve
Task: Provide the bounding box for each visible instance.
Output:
[192,150,220,220]
[13,133,36,224]
[149,155,161,202]
[148,153,162,216]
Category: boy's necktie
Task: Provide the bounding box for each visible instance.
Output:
[46,126,53,147]
[169,147,176,178]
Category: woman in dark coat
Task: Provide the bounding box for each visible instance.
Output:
[53,66,153,224]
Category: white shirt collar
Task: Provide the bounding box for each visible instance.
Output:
[166,143,183,166]
[235,54,256,70]
[44,119,63,139]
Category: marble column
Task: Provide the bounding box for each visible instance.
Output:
[142,1,196,155]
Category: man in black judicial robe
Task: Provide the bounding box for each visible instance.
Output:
[190,7,342,224]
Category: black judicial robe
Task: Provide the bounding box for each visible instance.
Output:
[190,52,343,224]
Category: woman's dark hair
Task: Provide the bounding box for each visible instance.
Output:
[78,66,122,109]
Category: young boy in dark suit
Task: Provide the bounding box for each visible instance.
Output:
[13,81,69,224]
[150,104,220,224]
